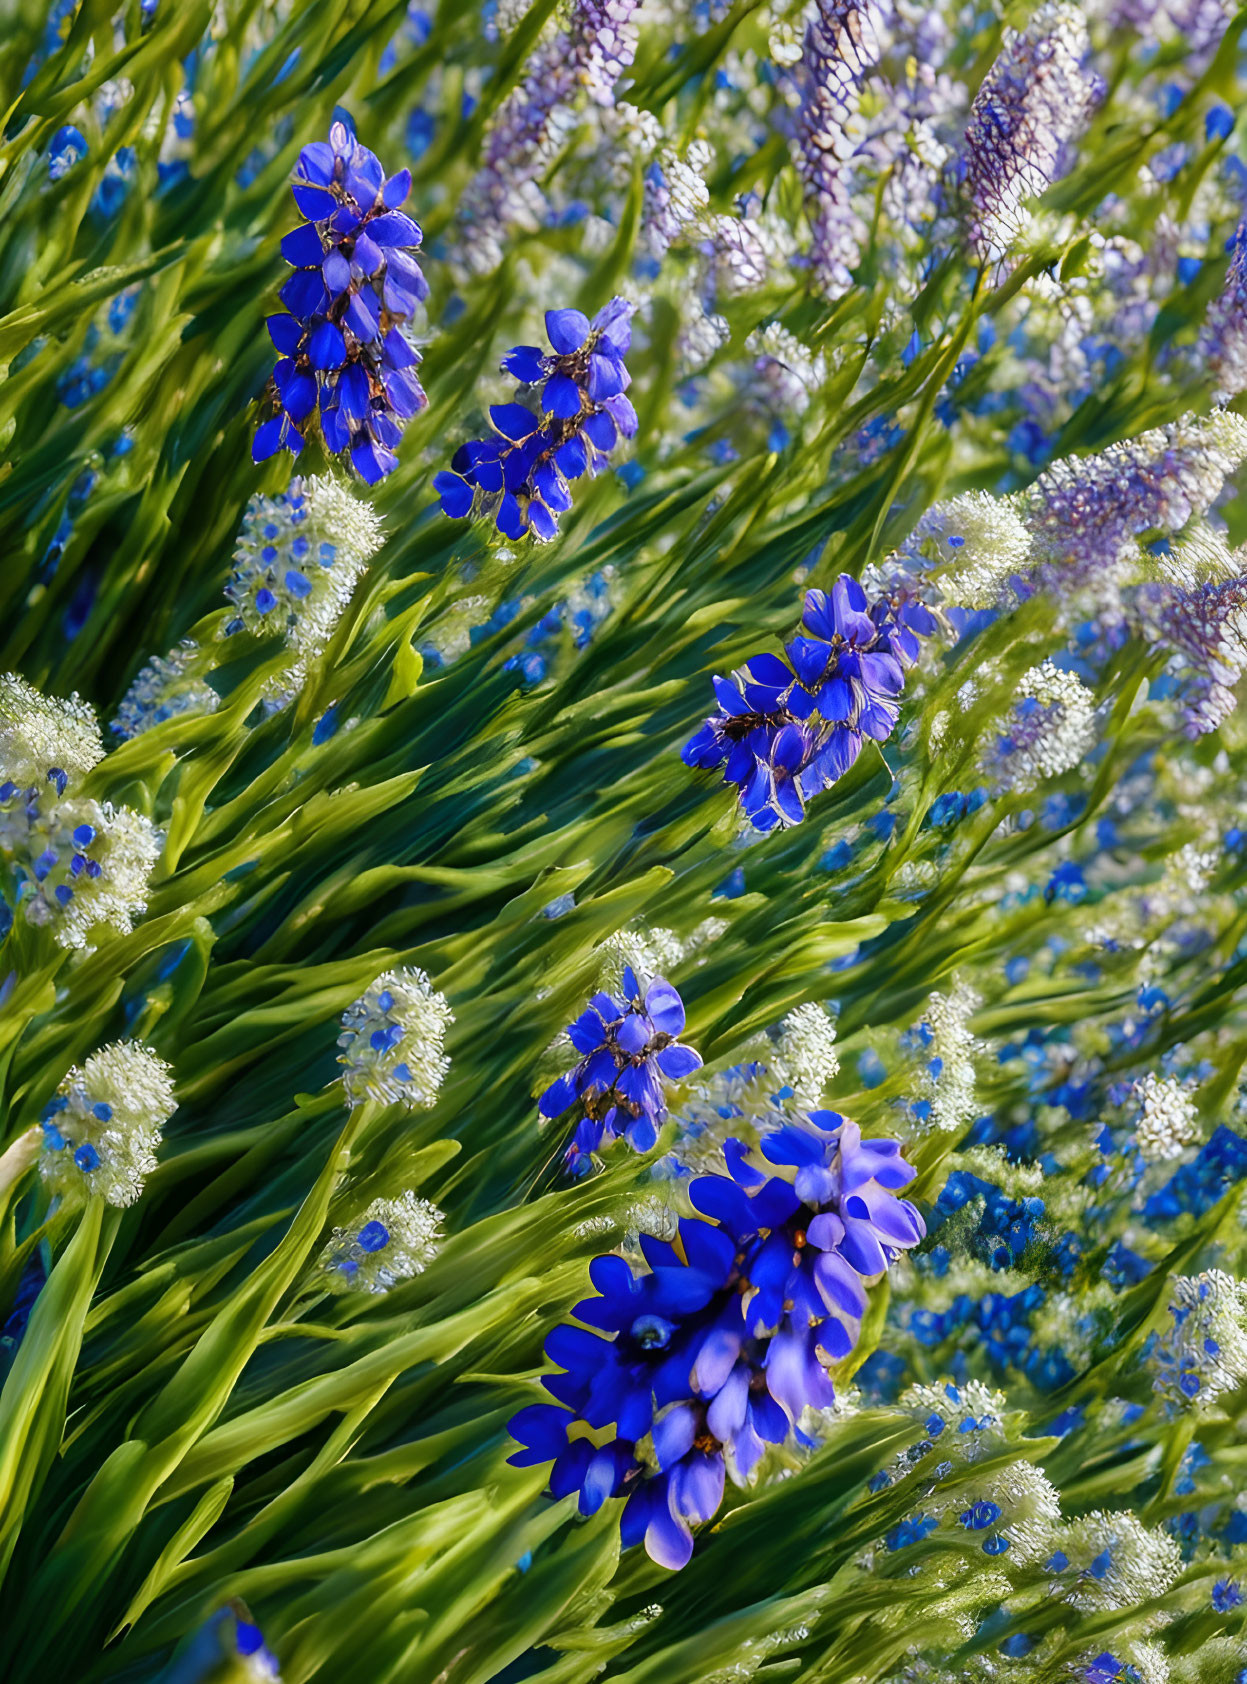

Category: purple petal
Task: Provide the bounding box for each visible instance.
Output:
[653,1404,698,1470]
[656,1043,701,1080]
[644,979,686,1037]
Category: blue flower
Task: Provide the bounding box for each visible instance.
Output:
[539,968,702,1170]
[1213,1577,1243,1612]
[434,298,637,541]
[683,576,924,830]
[959,1499,1002,1530]
[47,125,87,181]
[509,1112,924,1569]
[255,120,428,483]
[1082,1658,1140,1684]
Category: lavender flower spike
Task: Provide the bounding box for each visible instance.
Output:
[1200,218,1247,403]
[459,0,640,270]
[962,1,1103,270]
[1021,412,1247,593]
[792,0,886,296]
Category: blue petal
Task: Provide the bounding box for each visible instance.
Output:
[503,345,547,384]
[491,403,540,442]
[546,307,590,354]
[543,372,583,419]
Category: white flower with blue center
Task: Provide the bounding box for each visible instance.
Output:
[39,1041,176,1207]
[319,1192,443,1294]
[338,967,453,1108]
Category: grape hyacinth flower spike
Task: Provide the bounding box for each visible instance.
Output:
[434,298,638,542]
[255,119,428,483]
[508,1111,924,1568]
[683,574,922,831]
[539,967,701,1171]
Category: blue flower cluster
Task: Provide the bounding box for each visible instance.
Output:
[255,119,428,483]
[539,968,702,1172]
[434,299,637,541]
[509,1111,925,1568]
[683,575,930,830]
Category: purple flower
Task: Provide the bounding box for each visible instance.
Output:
[1202,218,1247,401]
[458,0,641,266]
[1213,1577,1243,1612]
[1082,1659,1139,1684]
[254,120,428,483]
[1022,414,1247,592]
[961,4,1103,270]
[540,968,701,1170]
[790,0,884,296]
[683,575,923,830]
[434,298,637,541]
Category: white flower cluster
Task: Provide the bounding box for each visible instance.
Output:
[338,968,453,1109]
[642,138,712,257]
[964,1,1101,270]
[1150,1269,1247,1410]
[1153,523,1241,592]
[915,491,1032,610]
[600,924,686,991]
[985,660,1098,793]
[598,919,724,994]
[319,1192,444,1294]
[0,673,103,792]
[915,979,981,1133]
[883,1379,1006,1487]
[1058,1509,1183,1617]
[1132,1072,1199,1162]
[0,677,160,951]
[768,1002,839,1107]
[744,323,828,419]
[667,1065,769,1176]
[223,475,383,709]
[39,1041,177,1207]
[900,1378,1005,1445]
[936,1459,1063,1566]
[422,595,492,666]
[112,641,221,740]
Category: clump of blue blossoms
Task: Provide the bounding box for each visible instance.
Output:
[434,299,637,541]
[255,120,428,482]
[683,575,921,829]
[539,967,702,1170]
[509,1109,923,1567]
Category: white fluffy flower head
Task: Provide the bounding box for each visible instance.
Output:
[39,1041,176,1207]
[600,925,686,993]
[985,659,1097,792]
[768,1002,839,1106]
[112,641,220,741]
[915,979,981,1133]
[319,1191,444,1294]
[224,475,383,655]
[1132,1072,1199,1162]
[0,673,103,795]
[917,492,1032,610]
[2,794,161,951]
[1058,1509,1183,1615]
[338,967,453,1108]
[1150,1269,1247,1410]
